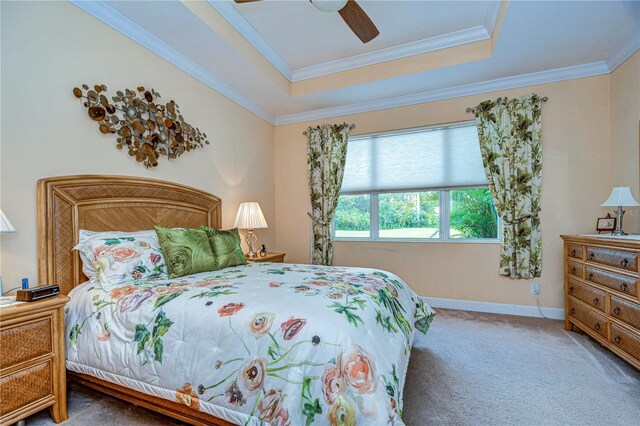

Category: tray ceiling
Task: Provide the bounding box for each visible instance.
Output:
[225,0,499,69]
[75,0,639,124]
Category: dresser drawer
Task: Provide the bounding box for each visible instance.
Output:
[611,296,640,330]
[568,298,608,339]
[567,278,606,312]
[0,318,52,370]
[567,261,583,279]
[567,244,583,260]
[586,246,638,273]
[611,323,640,362]
[585,266,637,297]
[0,360,52,417]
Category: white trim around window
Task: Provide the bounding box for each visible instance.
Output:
[334,189,502,244]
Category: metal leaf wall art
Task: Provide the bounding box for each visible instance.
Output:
[73,84,209,168]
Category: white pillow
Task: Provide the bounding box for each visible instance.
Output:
[74,230,168,290]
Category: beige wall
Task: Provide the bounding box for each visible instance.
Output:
[275,76,616,309]
[0,1,275,292]
[610,51,640,234]
[1,1,637,312]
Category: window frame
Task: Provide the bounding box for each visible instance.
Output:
[333,188,502,244]
[334,121,501,244]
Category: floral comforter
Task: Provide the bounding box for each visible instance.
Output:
[65,263,435,425]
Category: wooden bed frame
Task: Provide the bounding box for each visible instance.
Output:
[37,175,234,426]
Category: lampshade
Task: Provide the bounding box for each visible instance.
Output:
[233,202,268,230]
[0,209,16,233]
[601,187,640,207]
[310,0,348,13]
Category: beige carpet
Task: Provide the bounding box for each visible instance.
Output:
[404,309,640,425]
[28,309,640,425]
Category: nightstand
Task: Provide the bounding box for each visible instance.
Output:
[0,295,70,424]
[246,252,286,263]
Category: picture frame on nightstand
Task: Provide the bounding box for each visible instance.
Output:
[596,215,616,233]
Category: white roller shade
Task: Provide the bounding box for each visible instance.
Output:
[341,123,487,194]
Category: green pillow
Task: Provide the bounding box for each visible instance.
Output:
[201,226,248,269]
[154,227,219,278]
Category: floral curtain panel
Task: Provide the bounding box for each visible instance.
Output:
[306,123,355,265]
[474,94,543,279]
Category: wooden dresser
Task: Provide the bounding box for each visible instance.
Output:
[561,235,640,370]
[0,295,70,424]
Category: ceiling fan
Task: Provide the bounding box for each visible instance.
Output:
[234,0,380,44]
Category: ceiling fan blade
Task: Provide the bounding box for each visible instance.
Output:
[338,0,379,44]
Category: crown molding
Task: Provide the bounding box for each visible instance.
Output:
[483,0,503,36]
[70,0,636,128]
[291,26,490,81]
[206,0,293,80]
[607,31,640,71]
[211,0,499,82]
[69,0,275,124]
[274,61,611,125]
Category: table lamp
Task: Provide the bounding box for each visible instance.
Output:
[233,202,268,258]
[0,209,16,293]
[0,209,16,234]
[601,187,640,236]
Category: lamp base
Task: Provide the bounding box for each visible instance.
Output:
[609,206,626,236]
[244,229,258,258]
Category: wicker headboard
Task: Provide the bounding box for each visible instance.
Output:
[37,175,222,295]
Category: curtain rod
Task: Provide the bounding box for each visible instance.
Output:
[466,96,548,113]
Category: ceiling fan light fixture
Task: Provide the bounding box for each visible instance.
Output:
[310,0,348,13]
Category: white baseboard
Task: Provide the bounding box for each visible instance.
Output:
[423,296,565,320]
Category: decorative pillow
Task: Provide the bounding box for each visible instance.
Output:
[201,226,248,269]
[74,230,168,290]
[154,227,219,278]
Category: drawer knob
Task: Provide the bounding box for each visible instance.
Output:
[621,258,629,268]
[620,283,628,292]
[588,273,593,280]
[569,286,574,294]
[570,308,575,315]
[613,307,621,315]
[594,323,601,331]
[614,335,621,344]
[570,267,576,274]
[588,253,595,260]
[571,249,576,256]
[592,297,599,305]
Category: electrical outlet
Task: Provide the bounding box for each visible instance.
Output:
[531,283,540,294]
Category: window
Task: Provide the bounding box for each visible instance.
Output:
[335,194,370,238]
[449,188,498,239]
[334,123,500,242]
[378,191,440,239]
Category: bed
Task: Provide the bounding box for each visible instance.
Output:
[37,175,435,425]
